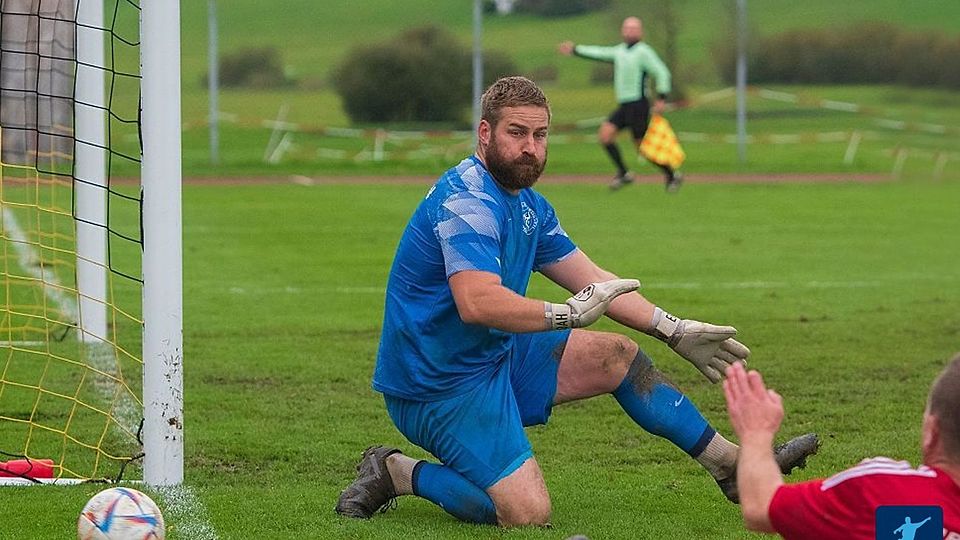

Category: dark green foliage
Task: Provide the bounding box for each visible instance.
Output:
[527,64,559,83]
[714,22,960,89]
[934,36,960,88]
[208,47,292,89]
[514,0,611,17]
[485,50,520,86]
[332,26,518,124]
[590,62,614,84]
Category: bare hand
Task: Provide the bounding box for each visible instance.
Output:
[557,41,575,56]
[653,98,666,115]
[723,363,784,444]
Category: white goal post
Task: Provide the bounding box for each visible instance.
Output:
[75,0,108,345]
[141,0,184,486]
[0,0,182,486]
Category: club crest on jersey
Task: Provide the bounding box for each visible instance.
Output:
[521,202,538,235]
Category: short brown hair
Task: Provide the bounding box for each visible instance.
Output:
[929,353,960,460]
[480,76,551,128]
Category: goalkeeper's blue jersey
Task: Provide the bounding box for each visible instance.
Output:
[373,156,577,401]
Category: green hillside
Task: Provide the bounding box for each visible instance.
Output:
[180,0,960,91]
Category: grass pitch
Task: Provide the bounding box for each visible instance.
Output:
[4,175,958,539]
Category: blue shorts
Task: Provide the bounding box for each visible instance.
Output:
[384,329,570,490]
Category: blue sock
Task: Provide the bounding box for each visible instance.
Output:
[412,462,497,525]
[612,350,715,456]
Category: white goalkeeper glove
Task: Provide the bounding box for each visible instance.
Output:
[651,307,750,383]
[545,279,640,330]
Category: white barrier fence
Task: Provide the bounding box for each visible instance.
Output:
[187,87,958,177]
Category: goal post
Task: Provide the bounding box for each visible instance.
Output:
[141,0,184,486]
[75,0,108,344]
[0,0,183,487]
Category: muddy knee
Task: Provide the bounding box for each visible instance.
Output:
[603,335,639,391]
[488,459,552,527]
[496,493,551,527]
[619,347,674,395]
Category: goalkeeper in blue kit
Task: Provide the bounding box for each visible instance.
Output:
[336,76,818,527]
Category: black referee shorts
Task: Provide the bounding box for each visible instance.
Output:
[607,99,651,141]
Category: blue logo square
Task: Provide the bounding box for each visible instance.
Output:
[875,506,943,540]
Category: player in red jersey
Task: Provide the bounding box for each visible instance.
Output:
[723,355,960,540]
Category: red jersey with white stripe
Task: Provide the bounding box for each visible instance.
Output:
[769,457,960,540]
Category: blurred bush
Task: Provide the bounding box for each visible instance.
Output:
[514,0,611,17]
[526,64,559,83]
[935,36,960,88]
[589,62,614,84]
[714,22,960,89]
[485,50,520,85]
[332,26,518,123]
[205,47,292,89]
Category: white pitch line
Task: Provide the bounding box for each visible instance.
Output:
[88,343,140,436]
[0,477,87,486]
[217,278,921,297]
[334,286,386,294]
[2,210,79,322]
[3,208,139,433]
[2,209,218,538]
[153,484,220,540]
[652,280,883,290]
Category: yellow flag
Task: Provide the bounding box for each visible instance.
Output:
[638,114,685,170]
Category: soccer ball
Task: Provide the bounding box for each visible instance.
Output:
[77,487,165,540]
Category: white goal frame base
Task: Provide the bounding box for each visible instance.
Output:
[0,477,89,486]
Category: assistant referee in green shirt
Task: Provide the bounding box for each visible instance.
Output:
[559,16,681,192]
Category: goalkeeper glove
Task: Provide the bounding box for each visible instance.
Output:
[545,279,639,330]
[651,307,750,383]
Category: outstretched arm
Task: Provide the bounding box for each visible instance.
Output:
[539,249,656,331]
[450,271,558,332]
[557,41,617,62]
[724,363,784,533]
[541,250,750,382]
[449,270,637,333]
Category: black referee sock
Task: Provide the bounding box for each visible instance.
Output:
[604,143,628,177]
[657,163,674,181]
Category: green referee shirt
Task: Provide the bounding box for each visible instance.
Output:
[574,41,671,103]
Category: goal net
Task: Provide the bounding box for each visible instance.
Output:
[0,0,176,484]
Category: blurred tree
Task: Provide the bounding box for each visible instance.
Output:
[205,47,292,89]
[515,0,611,18]
[644,0,685,100]
[713,21,960,89]
[332,26,517,124]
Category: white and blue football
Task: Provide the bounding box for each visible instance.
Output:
[77,487,165,540]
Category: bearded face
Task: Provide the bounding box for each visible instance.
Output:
[484,130,548,191]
